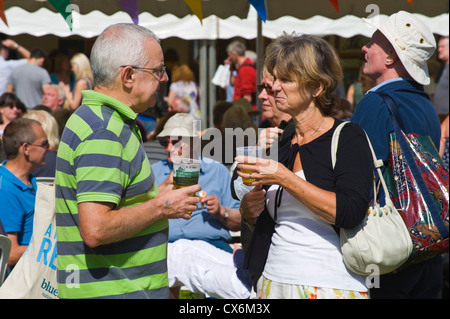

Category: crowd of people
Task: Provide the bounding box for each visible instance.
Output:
[0,10,448,300]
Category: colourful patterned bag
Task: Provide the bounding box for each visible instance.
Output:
[378,93,449,266]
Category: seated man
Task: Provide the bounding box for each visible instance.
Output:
[0,118,49,267]
[41,84,66,111]
[151,113,251,298]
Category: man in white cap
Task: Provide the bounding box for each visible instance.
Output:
[351,11,442,299]
[151,113,252,299]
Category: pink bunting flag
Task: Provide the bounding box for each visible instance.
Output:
[119,0,139,24]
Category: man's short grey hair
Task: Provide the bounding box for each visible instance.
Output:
[90,23,160,87]
[227,41,246,57]
[47,83,66,100]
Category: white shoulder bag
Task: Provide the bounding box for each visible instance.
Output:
[332,122,412,276]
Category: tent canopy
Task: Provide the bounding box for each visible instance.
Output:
[2,1,448,39]
[266,0,449,20]
[3,0,250,18]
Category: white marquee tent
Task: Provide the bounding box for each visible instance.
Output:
[1,0,448,127]
[1,0,448,39]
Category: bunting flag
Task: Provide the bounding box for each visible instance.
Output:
[249,0,266,22]
[0,0,8,26]
[48,0,74,30]
[184,0,203,24]
[328,0,340,14]
[119,0,139,24]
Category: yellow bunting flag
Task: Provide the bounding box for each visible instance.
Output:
[184,0,203,24]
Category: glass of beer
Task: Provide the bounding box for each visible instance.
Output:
[236,146,263,185]
[172,158,201,213]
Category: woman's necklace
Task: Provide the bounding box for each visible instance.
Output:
[294,116,326,145]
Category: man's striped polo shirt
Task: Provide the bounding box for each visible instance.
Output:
[55,90,168,299]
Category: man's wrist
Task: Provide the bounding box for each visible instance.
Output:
[221,206,229,222]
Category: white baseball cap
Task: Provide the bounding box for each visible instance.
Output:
[363,11,436,85]
[157,113,200,138]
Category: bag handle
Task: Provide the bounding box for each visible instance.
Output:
[332,122,393,207]
[376,92,449,238]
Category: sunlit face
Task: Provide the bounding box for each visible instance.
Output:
[227,51,239,66]
[0,104,22,125]
[259,70,276,120]
[42,87,61,110]
[272,68,311,116]
[361,30,391,83]
[159,136,193,164]
[437,37,449,62]
[26,124,49,168]
[129,39,169,113]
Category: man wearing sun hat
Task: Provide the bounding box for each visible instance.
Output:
[351,11,442,299]
[151,113,252,299]
[152,113,241,249]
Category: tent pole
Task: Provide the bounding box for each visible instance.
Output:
[208,39,217,129]
[199,39,208,131]
[256,13,263,125]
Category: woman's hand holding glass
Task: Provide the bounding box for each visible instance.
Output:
[235,156,288,187]
[239,184,266,229]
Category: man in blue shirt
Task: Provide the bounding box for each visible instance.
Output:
[351,11,442,299]
[151,113,252,299]
[0,118,48,267]
[152,113,241,251]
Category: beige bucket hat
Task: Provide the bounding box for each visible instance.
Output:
[363,11,436,85]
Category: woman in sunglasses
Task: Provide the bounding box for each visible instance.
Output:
[0,93,26,139]
[257,66,292,150]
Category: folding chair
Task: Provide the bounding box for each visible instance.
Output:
[0,235,11,287]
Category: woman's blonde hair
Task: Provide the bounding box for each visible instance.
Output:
[71,53,94,84]
[24,110,60,151]
[172,64,195,83]
[265,33,343,115]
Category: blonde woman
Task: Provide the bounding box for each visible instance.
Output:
[60,53,93,110]
[167,64,200,119]
[24,110,59,177]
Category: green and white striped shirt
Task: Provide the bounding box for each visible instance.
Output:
[55,90,168,299]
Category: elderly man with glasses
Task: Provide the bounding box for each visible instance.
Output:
[54,23,201,299]
[0,118,49,267]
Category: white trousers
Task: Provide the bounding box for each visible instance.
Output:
[168,239,251,299]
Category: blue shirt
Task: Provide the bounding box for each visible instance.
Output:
[0,161,37,245]
[151,158,239,244]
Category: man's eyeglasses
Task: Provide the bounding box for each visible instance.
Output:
[257,83,274,95]
[27,139,50,150]
[120,65,167,80]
